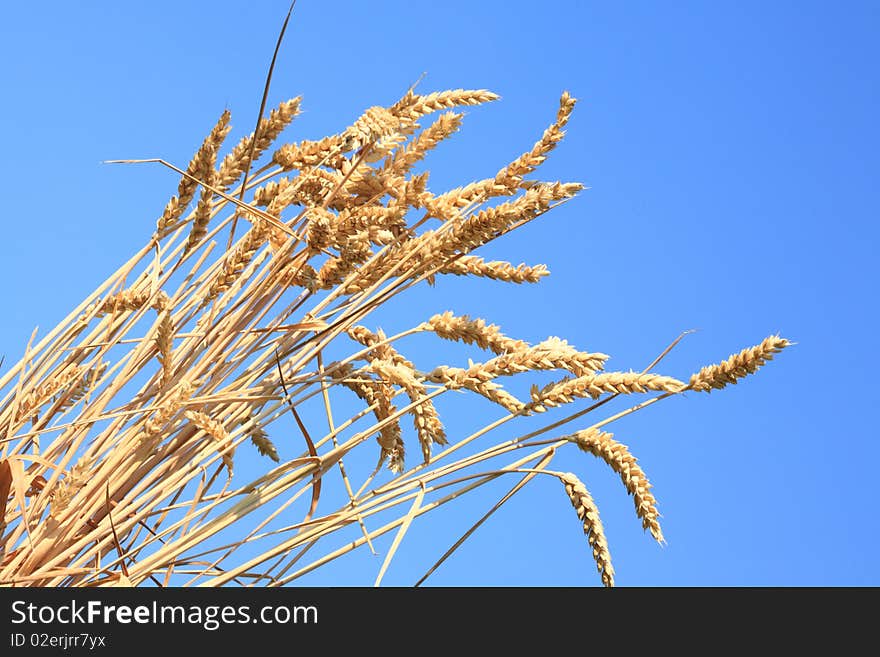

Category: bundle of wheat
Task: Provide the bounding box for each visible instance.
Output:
[0,79,789,588]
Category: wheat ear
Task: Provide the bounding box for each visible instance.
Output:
[570,428,664,544]
[559,471,614,587]
[689,335,791,392]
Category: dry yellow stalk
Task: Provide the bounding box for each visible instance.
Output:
[421,311,529,355]
[570,428,663,544]
[560,471,614,587]
[689,335,791,392]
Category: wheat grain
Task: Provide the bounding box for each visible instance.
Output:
[438,256,549,284]
[335,206,406,241]
[185,410,234,476]
[14,363,84,423]
[187,167,219,253]
[337,364,404,472]
[421,311,529,355]
[280,261,318,291]
[345,327,447,463]
[140,379,200,453]
[57,361,108,412]
[388,172,431,210]
[440,182,582,253]
[531,372,686,410]
[316,233,373,290]
[155,312,174,388]
[570,428,663,543]
[272,135,346,172]
[157,109,231,235]
[368,359,447,463]
[501,91,575,182]
[48,458,94,521]
[239,415,279,463]
[481,340,608,378]
[304,207,335,251]
[425,365,525,414]
[347,326,404,363]
[689,335,791,392]
[95,289,167,316]
[559,471,614,587]
[390,89,499,121]
[218,98,301,190]
[384,111,463,175]
[205,228,268,301]
[344,106,401,151]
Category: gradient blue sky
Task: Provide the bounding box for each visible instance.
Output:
[0,1,876,586]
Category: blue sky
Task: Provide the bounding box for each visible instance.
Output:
[0,1,876,586]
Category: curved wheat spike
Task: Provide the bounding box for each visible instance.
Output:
[569,428,664,544]
[559,471,614,587]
